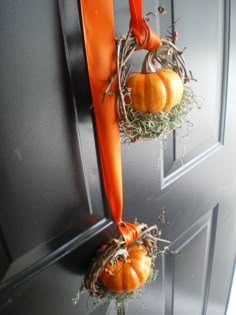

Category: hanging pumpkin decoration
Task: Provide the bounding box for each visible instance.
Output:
[116,17,197,142]
[81,222,168,299]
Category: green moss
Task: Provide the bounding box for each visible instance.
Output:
[73,260,158,312]
[120,85,199,143]
[97,264,158,312]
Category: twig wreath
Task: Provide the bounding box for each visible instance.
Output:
[113,12,197,143]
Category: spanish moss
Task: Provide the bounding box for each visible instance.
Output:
[120,85,199,143]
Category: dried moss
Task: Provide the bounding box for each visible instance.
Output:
[120,85,199,143]
[73,259,158,313]
[103,264,158,313]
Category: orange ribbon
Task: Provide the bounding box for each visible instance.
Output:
[129,0,162,50]
[80,0,160,246]
[80,0,123,224]
[117,221,143,247]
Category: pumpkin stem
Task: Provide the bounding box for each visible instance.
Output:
[141,50,157,73]
[141,38,195,84]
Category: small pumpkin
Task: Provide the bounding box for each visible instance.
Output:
[126,68,184,113]
[99,244,151,293]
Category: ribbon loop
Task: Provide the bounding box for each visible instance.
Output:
[129,0,162,51]
[117,221,142,247]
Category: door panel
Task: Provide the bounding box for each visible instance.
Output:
[0,0,108,294]
[117,0,236,314]
[163,206,218,315]
[163,0,229,180]
[0,0,89,258]
[0,231,112,315]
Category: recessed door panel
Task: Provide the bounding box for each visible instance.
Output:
[163,0,229,185]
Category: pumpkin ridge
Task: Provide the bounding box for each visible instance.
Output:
[130,256,151,275]
[145,74,153,112]
[156,70,171,111]
[130,259,150,283]
[122,262,140,292]
[154,73,167,112]
[157,69,184,112]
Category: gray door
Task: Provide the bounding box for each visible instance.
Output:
[116,0,236,314]
[0,1,235,315]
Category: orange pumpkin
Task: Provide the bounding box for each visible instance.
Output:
[99,244,151,293]
[126,68,184,113]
